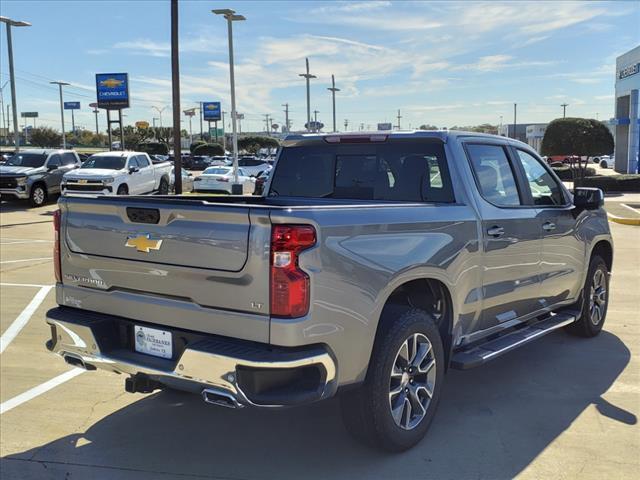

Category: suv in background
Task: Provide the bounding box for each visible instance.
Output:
[238,156,271,176]
[0,149,81,206]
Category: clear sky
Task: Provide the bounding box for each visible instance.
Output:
[1,0,639,133]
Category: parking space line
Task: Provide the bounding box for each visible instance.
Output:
[0,285,53,354]
[0,257,52,264]
[622,203,640,214]
[0,368,84,415]
[0,282,49,288]
[0,240,54,245]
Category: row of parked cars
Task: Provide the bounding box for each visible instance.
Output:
[0,149,274,207]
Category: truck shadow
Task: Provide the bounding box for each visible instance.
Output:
[4,331,634,479]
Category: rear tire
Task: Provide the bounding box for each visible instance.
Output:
[600,160,607,169]
[117,184,129,195]
[158,178,169,195]
[565,255,609,337]
[340,307,445,452]
[29,184,47,207]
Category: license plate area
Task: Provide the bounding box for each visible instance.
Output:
[134,325,173,359]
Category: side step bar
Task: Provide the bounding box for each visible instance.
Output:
[450,312,577,370]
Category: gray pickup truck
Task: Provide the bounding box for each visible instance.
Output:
[45,131,612,451]
[0,149,81,206]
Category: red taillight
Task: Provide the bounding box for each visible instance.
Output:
[53,209,61,283]
[270,225,316,318]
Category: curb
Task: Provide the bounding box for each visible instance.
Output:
[607,214,640,226]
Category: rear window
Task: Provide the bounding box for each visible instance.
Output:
[204,167,231,175]
[82,155,126,170]
[268,140,454,202]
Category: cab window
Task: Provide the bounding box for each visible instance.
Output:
[47,154,62,168]
[516,149,566,206]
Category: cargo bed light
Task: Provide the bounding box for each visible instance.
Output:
[324,135,388,143]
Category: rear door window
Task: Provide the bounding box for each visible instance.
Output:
[269,140,454,202]
[465,144,522,207]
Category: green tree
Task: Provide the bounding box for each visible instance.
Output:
[419,124,438,130]
[193,143,224,156]
[29,127,62,148]
[237,136,280,154]
[138,141,169,155]
[190,140,207,153]
[541,118,614,184]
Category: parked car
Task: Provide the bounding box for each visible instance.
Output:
[187,156,211,171]
[253,169,271,195]
[168,166,194,193]
[62,151,172,196]
[193,166,255,194]
[594,155,614,169]
[0,149,81,206]
[208,155,230,166]
[546,155,580,164]
[238,156,271,176]
[46,131,612,452]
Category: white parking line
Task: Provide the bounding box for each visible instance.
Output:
[0,368,85,415]
[0,257,52,264]
[0,240,53,245]
[0,282,49,288]
[622,203,640,214]
[0,285,53,354]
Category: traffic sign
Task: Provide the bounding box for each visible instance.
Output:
[64,101,80,110]
[20,112,38,118]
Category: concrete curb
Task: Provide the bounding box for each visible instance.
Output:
[607,214,640,226]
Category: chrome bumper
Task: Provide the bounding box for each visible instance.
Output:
[46,307,337,407]
[0,187,29,199]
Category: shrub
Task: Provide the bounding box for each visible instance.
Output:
[552,166,595,181]
[137,142,169,155]
[580,175,640,193]
[190,140,206,153]
[193,143,224,156]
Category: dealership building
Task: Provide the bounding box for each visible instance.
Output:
[614,45,640,173]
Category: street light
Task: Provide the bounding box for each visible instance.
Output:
[152,106,167,127]
[327,75,340,132]
[299,58,316,132]
[212,8,245,194]
[50,81,70,148]
[1,16,31,151]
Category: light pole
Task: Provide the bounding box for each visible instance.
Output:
[50,81,70,148]
[1,16,31,151]
[152,106,166,127]
[221,110,227,152]
[327,75,340,132]
[282,103,290,133]
[561,103,569,118]
[213,8,245,193]
[299,58,316,132]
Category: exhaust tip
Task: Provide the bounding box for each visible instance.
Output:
[202,388,242,409]
[63,354,95,370]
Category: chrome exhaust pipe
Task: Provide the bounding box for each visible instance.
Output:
[63,353,95,370]
[202,388,243,409]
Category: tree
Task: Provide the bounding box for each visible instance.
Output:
[541,118,614,185]
[138,142,169,155]
[419,124,438,130]
[190,140,207,153]
[193,143,224,156]
[29,127,62,148]
[237,136,280,154]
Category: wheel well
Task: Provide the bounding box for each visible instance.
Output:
[377,279,453,367]
[591,240,613,272]
[117,183,128,192]
[31,181,47,193]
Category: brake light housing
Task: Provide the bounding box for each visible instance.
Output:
[53,209,61,283]
[270,224,316,318]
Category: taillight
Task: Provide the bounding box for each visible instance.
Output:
[53,209,61,283]
[270,225,316,318]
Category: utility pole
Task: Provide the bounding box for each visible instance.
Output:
[0,80,7,144]
[198,103,203,139]
[313,109,319,131]
[92,108,99,135]
[396,109,402,130]
[299,57,316,132]
[513,103,517,140]
[264,113,271,136]
[50,81,69,149]
[1,16,31,151]
[344,118,349,131]
[327,74,339,132]
[213,8,245,194]
[152,106,166,127]
[221,110,226,151]
[561,103,569,118]
[282,103,290,133]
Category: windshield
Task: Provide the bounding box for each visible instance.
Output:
[81,155,126,170]
[269,140,454,202]
[203,167,231,175]
[6,153,47,168]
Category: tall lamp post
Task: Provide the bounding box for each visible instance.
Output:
[50,81,70,148]
[212,8,245,194]
[327,75,340,132]
[152,106,166,127]
[299,58,316,132]
[1,16,31,151]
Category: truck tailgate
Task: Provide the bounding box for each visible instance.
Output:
[58,196,271,342]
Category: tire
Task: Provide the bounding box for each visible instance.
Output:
[29,184,47,207]
[117,184,129,195]
[158,178,169,195]
[600,160,607,169]
[340,307,445,452]
[565,255,609,337]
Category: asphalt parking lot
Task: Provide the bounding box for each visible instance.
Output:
[0,198,638,480]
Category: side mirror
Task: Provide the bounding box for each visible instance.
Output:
[129,166,139,174]
[573,187,604,210]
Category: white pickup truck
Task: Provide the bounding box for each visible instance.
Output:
[62,151,172,196]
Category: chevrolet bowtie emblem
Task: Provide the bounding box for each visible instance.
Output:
[125,234,163,253]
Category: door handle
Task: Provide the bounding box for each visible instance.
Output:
[487,226,505,238]
[542,221,556,232]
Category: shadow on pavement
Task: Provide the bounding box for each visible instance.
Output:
[3,331,634,480]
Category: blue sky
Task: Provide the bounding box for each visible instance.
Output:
[1,0,639,133]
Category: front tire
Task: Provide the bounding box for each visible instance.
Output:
[116,184,129,195]
[158,178,169,195]
[600,160,608,169]
[565,255,609,337]
[29,184,47,207]
[340,307,445,452]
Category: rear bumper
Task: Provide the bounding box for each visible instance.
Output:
[45,306,337,407]
[0,187,29,199]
